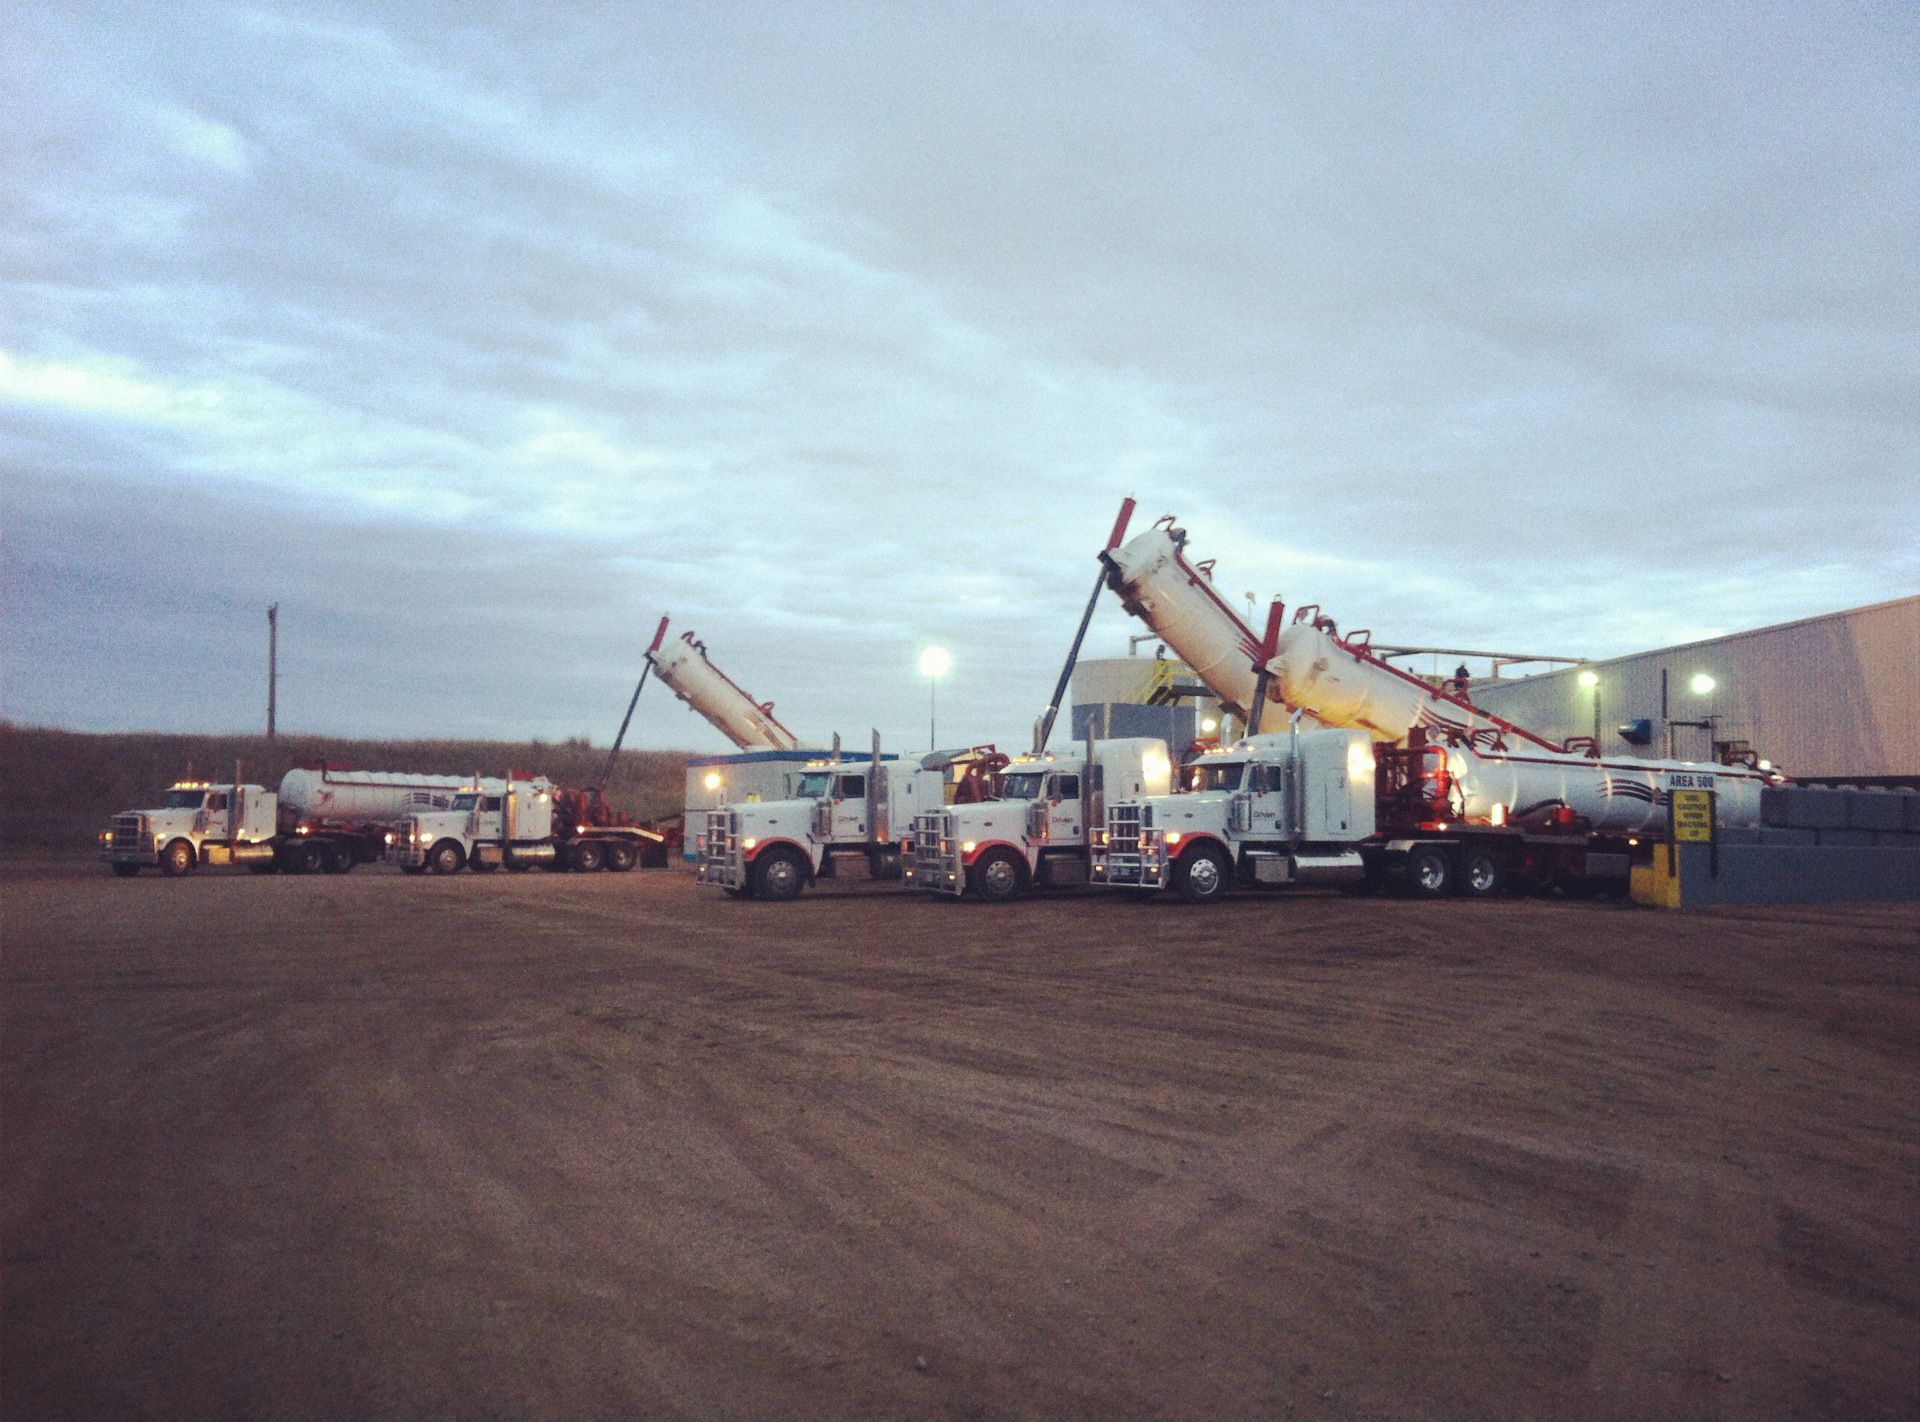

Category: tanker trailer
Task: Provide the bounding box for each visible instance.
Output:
[274,766,469,874]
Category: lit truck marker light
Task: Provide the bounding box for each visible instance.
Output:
[1164,831,1183,846]
[962,841,976,854]
[741,837,757,851]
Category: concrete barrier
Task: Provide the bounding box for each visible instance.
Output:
[1632,840,1920,909]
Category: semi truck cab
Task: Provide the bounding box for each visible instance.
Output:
[100,782,279,876]
[698,742,942,900]
[1092,729,1376,901]
[388,777,559,874]
[907,738,1173,901]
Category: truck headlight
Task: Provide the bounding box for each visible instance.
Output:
[742,837,757,851]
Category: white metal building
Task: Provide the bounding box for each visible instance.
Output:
[1471,596,1920,779]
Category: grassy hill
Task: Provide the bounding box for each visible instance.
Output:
[0,724,690,848]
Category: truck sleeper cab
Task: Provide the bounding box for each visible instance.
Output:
[100,782,279,877]
[907,738,1172,902]
[1093,730,1376,902]
[698,751,942,901]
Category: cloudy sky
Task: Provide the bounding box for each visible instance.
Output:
[4,2,1915,752]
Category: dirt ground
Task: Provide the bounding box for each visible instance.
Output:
[5,857,1916,1421]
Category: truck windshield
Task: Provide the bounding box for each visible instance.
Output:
[1187,762,1246,792]
[795,771,834,798]
[163,790,207,809]
[453,793,480,810]
[998,772,1045,800]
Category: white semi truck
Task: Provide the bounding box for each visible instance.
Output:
[905,738,1173,901]
[381,773,638,874]
[100,767,467,876]
[697,736,993,899]
[1092,504,1769,899]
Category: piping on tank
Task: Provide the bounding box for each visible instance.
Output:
[649,630,801,752]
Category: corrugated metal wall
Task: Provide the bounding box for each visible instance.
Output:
[1471,597,1920,777]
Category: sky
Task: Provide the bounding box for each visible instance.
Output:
[3,1,1916,752]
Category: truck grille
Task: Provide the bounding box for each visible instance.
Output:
[111,813,147,852]
[909,810,963,895]
[1100,803,1161,886]
[696,809,745,888]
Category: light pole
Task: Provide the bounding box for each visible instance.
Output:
[1577,668,1600,750]
[919,646,951,747]
[1667,671,1718,760]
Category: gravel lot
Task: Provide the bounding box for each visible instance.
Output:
[5,859,1916,1420]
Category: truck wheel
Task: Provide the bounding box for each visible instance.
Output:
[1460,848,1502,897]
[570,840,606,873]
[750,847,806,901]
[285,840,325,875]
[1406,845,1454,898]
[427,840,465,875]
[603,841,638,873]
[161,839,197,877]
[968,848,1027,903]
[322,842,356,874]
[111,862,141,878]
[1173,844,1231,904]
[503,854,533,873]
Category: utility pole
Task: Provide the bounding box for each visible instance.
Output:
[267,604,279,740]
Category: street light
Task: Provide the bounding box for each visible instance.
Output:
[919,646,951,746]
[1577,669,1601,748]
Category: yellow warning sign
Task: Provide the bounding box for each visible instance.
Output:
[1671,788,1715,843]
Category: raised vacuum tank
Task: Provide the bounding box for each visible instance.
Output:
[650,630,802,752]
[1100,511,1277,722]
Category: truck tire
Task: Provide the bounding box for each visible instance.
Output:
[1172,844,1231,904]
[570,840,606,873]
[749,847,806,901]
[603,841,638,873]
[427,840,465,876]
[322,842,356,874]
[967,848,1027,904]
[1460,848,1502,898]
[161,839,197,877]
[1406,844,1454,898]
[285,839,325,875]
[111,862,141,878]
[503,854,533,873]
